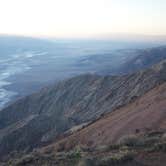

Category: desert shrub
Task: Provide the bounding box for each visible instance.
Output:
[77,157,96,166]
[108,144,121,150]
[95,145,109,152]
[56,141,66,152]
[11,154,34,165]
[151,142,166,152]
[67,148,81,160]
[95,144,121,152]
[118,135,142,147]
[80,145,94,152]
[68,151,81,159]
[118,151,135,162]
[119,145,130,151]
[98,151,135,166]
[161,133,166,141]
[142,136,159,147]
[146,131,163,137]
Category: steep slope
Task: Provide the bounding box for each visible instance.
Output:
[3,82,166,166]
[0,60,166,157]
[51,82,166,151]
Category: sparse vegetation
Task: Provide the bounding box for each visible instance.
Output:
[98,151,135,166]
[108,144,121,150]
[118,134,142,147]
[2,132,166,166]
[149,141,166,152]
[162,133,166,141]
[67,148,82,160]
[95,145,110,152]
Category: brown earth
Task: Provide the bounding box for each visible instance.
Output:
[52,82,166,150]
[2,82,166,166]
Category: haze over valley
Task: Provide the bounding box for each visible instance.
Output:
[1,35,165,109]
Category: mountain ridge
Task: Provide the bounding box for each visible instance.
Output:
[2,75,166,166]
[51,81,166,151]
[0,59,165,158]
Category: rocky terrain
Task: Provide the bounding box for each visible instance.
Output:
[0,59,165,159]
[1,82,166,165]
[52,81,166,150]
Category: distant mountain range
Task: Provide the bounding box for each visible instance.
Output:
[0,35,59,55]
[0,35,166,111]
[115,46,166,74]
[78,46,166,75]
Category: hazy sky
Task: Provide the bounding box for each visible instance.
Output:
[0,0,166,38]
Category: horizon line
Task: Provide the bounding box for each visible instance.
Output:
[1,33,166,41]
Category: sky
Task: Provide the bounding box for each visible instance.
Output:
[0,0,166,38]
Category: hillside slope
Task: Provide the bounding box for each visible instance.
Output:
[0,60,166,157]
[4,80,166,166]
[51,82,166,151]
